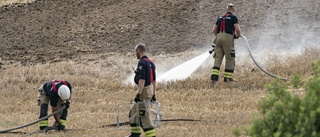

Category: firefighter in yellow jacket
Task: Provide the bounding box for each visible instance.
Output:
[128,44,156,137]
[211,3,241,84]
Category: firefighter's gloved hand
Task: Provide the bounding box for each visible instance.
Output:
[57,124,65,131]
[134,94,141,103]
[64,100,70,109]
[233,34,239,39]
[37,96,41,106]
[150,95,156,102]
[37,89,43,106]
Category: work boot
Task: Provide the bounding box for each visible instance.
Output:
[40,126,48,130]
[211,80,217,85]
[125,135,139,137]
[126,134,140,137]
[211,75,219,85]
[224,78,236,82]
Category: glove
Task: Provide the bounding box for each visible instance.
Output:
[150,95,156,102]
[56,124,65,131]
[233,34,239,39]
[37,96,41,106]
[37,89,43,106]
[134,94,141,103]
[64,101,70,109]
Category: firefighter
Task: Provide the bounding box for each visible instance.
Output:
[211,3,241,84]
[38,79,72,131]
[128,44,156,137]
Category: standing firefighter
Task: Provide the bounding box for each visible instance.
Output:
[211,3,241,84]
[129,44,157,137]
[38,80,72,131]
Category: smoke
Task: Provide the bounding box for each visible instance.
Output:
[236,0,320,64]
[123,0,320,85]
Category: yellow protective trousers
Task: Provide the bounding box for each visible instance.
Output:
[129,85,156,137]
[39,94,68,130]
[211,33,235,81]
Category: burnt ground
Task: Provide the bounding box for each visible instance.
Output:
[0,0,319,68]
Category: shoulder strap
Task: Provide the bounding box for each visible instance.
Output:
[141,58,155,82]
[51,80,68,93]
[219,14,231,32]
[141,58,151,62]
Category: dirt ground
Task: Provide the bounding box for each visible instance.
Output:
[1,0,319,68]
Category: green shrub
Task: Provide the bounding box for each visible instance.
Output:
[235,62,320,137]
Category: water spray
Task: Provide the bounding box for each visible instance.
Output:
[241,35,288,81]
[157,52,210,82]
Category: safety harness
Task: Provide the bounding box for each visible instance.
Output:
[51,80,67,93]
[219,14,231,33]
[141,58,155,82]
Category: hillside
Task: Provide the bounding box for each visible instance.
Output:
[1,0,319,68]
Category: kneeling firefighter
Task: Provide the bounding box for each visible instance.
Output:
[37,79,72,131]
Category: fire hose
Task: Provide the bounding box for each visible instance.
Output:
[99,119,201,128]
[1,102,200,135]
[241,35,288,81]
[0,105,66,133]
[209,35,288,81]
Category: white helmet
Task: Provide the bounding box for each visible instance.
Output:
[58,85,70,101]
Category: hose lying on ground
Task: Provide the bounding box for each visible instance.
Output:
[0,105,66,133]
[241,35,288,81]
[3,118,200,134]
[99,118,201,128]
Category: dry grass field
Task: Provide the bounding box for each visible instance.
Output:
[1,0,320,137]
[0,0,34,6]
[0,48,319,137]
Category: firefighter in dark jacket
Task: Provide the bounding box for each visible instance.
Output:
[129,44,156,137]
[38,79,72,130]
[211,3,241,84]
